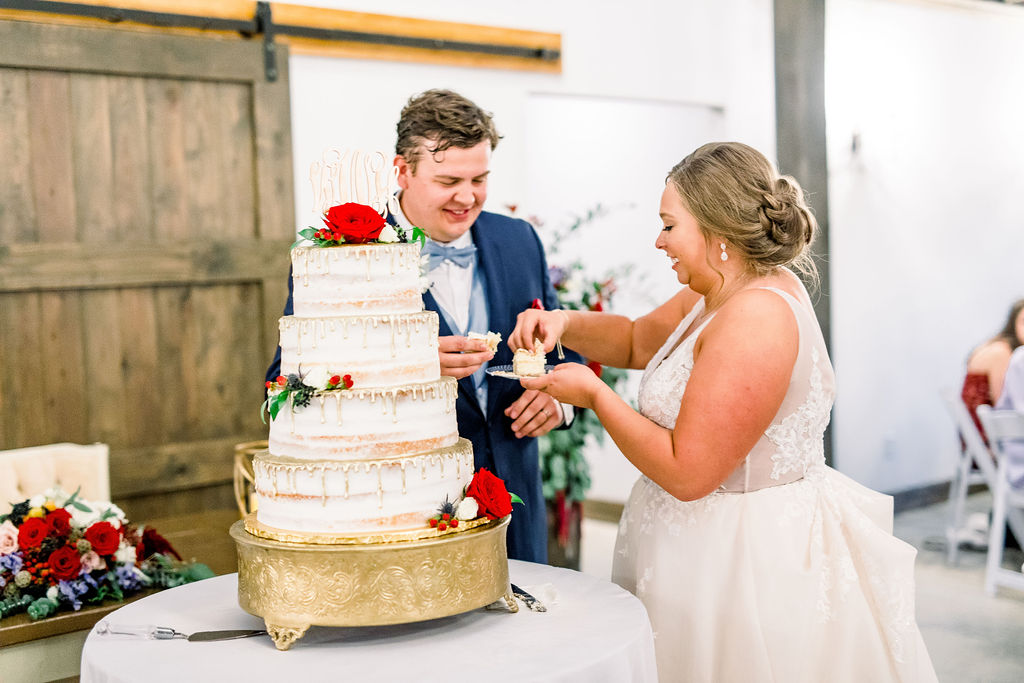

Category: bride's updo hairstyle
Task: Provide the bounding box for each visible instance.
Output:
[667,142,818,282]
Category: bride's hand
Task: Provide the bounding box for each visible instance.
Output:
[519,363,601,410]
[509,308,567,352]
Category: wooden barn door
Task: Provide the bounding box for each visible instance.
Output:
[0,19,294,519]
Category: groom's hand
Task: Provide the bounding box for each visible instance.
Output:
[438,335,494,379]
[506,389,563,439]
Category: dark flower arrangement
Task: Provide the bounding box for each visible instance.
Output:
[262,368,354,422]
[296,202,426,247]
[0,489,213,622]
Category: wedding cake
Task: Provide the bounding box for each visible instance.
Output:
[254,235,477,537]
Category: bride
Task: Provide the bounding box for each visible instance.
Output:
[510,142,937,682]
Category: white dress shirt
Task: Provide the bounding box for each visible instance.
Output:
[392,195,572,426]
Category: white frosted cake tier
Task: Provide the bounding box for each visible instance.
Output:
[267,377,459,461]
[253,438,475,534]
[278,312,440,386]
[291,244,428,316]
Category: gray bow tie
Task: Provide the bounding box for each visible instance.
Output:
[423,241,477,270]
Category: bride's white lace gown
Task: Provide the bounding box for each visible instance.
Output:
[612,287,937,682]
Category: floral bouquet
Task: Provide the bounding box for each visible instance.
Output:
[263,367,354,422]
[427,468,523,532]
[296,202,425,247]
[0,488,214,621]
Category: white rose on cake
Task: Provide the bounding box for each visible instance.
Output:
[377,224,400,243]
[455,497,479,521]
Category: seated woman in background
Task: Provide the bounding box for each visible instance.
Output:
[963,299,1024,438]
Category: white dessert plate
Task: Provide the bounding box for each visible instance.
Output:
[486,364,554,380]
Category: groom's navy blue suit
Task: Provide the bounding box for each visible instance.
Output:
[267,210,580,563]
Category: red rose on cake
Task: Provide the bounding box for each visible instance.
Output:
[464,468,515,520]
[322,203,386,244]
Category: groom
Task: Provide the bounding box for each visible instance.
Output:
[267,89,579,563]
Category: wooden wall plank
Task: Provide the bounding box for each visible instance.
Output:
[252,47,294,240]
[110,76,153,240]
[0,68,36,244]
[183,81,224,238]
[0,240,292,291]
[1,293,47,447]
[71,74,114,243]
[223,283,266,435]
[38,291,89,444]
[27,71,76,243]
[146,79,189,243]
[217,81,256,239]
[81,290,125,445]
[109,436,244,496]
[0,21,263,81]
[118,288,161,445]
[153,287,190,442]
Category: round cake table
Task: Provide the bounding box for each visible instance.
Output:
[79,560,657,682]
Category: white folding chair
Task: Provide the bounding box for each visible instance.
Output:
[940,389,999,563]
[976,405,1024,595]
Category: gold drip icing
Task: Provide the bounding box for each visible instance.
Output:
[242,511,494,545]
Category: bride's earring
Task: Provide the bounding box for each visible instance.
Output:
[720,243,728,262]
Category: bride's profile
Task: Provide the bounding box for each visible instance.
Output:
[510,142,937,682]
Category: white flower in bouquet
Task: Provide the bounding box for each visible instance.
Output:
[377,224,400,243]
[69,501,101,529]
[28,493,47,508]
[115,545,137,565]
[302,366,329,390]
[46,585,59,601]
[455,496,479,521]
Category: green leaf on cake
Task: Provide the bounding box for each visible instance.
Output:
[410,227,427,246]
[510,492,524,506]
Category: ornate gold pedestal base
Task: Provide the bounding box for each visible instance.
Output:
[230,516,514,650]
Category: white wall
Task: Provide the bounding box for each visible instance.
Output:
[280,0,776,503]
[827,0,1024,492]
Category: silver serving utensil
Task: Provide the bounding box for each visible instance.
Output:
[186,629,268,642]
[510,583,547,612]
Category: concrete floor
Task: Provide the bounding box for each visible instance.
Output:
[579,491,1024,682]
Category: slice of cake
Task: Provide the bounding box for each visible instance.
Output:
[468,330,501,353]
[513,339,547,377]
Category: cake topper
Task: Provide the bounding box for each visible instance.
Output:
[309,148,400,219]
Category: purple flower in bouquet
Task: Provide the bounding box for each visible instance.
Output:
[0,553,24,574]
[115,565,146,591]
[58,579,89,610]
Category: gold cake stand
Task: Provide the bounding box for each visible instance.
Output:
[230,515,516,650]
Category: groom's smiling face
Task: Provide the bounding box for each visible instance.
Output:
[395,140,491,243]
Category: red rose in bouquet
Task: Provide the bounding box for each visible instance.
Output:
[48,545,83,581]
[84,521,121,556]
[18,517,49,549]
[322,203,386,243]
[46,508,73,536]
[465,468,514,520]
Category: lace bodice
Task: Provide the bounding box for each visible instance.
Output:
[637,286,835,492]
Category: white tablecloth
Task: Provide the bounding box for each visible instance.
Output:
[80,560,657,683]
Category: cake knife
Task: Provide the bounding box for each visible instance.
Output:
[96,622,267,641]
[510,583,547,612]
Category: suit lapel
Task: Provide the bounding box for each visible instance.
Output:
[471,220,511,422]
